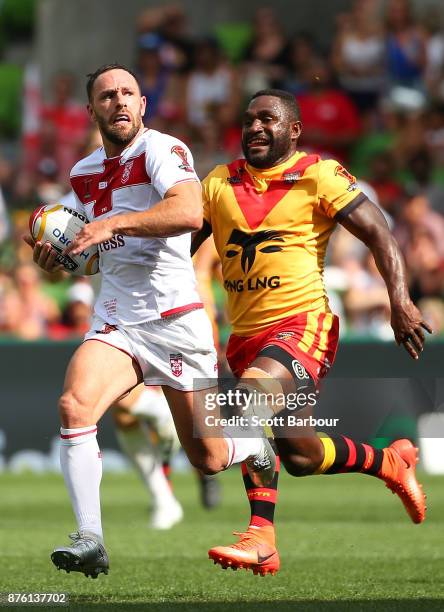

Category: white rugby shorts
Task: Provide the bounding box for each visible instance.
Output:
[84,308,218,391]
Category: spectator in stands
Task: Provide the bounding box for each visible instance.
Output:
[34,157,64,206]
[331,0,386,114]
[366,151,404,218]
[192,118,233,180]
[425,103,444,166]
[405,148,444,216]
[278,32,319,96]
[240,7,289,96]
[136,4,194,73]
[296,57,361,161]
[135,33,184,131]
[186,38,239,131]
[404,227,444,302]
[422,6,444,99]
[343,252,392,339]
[384,0,426,90]
[394,193,444,260]
[0,161,9,243]
[48,281,94,340]
[39,72,89,187]
[0,263,59,339]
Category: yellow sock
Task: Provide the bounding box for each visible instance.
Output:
[314,434,336,474]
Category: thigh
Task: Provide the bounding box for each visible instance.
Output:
[63,339,142,423]
[246,355,322,457]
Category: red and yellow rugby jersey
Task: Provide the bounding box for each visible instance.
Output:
[202,151,365,339]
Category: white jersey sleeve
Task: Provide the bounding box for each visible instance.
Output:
[145,133,199,198]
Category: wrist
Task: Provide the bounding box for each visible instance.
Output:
[105,215,121,235]
[390,292,410,309]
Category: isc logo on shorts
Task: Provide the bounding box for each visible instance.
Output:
[292,360,309,380]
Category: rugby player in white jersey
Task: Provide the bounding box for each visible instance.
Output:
[26,63,275,578]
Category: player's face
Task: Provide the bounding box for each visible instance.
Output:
[88,69,146,150]
[242,96,301,168]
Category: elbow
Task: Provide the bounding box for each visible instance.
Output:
[186,210,203,232]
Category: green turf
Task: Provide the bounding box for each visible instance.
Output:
[0,469,443,611]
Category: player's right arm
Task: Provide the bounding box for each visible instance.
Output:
[339,200,432,360]
[318,159,432,360]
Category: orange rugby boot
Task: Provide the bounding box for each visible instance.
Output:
[208,525,280,576]
[378,439,426,524]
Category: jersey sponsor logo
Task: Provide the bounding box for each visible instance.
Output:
[275,331,295,341]
[121,160,134,184]
[334,165,358,192]
[223,228,283,292]
[99,181,108,189]
[170,353,183,377]
[98,234,126,253]
[224,276,280,292]
[292,360,309,380]
[225,229,284,273]
[171,145,193,173]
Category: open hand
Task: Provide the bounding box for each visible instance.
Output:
[64,218,113,256]
[391,299,433,360]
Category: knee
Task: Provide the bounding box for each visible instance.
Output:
[58,391,94,428]
[280,445,324,477]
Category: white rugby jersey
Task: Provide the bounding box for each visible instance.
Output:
[70,129,203,325]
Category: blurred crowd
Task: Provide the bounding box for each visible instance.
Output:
[0,0,444,343]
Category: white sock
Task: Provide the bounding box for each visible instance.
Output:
[60,426,103,540]
[224,433,262,468]
[115,422,177,508]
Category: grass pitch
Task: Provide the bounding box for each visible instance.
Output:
[0,469,443,611]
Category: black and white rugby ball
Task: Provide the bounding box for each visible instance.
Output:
[29,204,99,275]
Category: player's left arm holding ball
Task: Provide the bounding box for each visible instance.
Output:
[337,195,432,359]
[23,192,85,274]
[23,227,65,273]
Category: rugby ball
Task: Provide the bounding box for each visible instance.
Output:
[29,204,99,275]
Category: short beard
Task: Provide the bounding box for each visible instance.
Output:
[242,135,293,169]
[98,116,142,147]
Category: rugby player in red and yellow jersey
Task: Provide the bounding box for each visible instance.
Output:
[192,89,431,576]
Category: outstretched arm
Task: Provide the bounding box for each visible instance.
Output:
[338,198,432,359]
